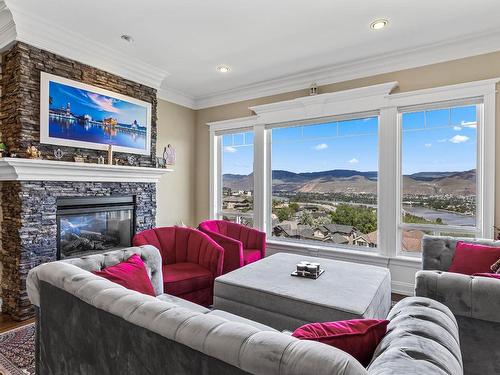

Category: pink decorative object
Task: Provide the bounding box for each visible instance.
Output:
[133,226,224,306]
[448,241,500,275]
[93,254,156,296]
[292,319,389,367]
[198,220,266,274]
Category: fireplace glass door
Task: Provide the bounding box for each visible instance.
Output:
[57,196,135,259]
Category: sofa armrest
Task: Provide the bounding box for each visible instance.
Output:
[416,270,500,323]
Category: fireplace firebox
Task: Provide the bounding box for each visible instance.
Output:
[56,196,136,259]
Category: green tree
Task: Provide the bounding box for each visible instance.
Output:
[289,202,300,213]
[276,207,292,222]
[330,204,377,234]
[300,211,314,226]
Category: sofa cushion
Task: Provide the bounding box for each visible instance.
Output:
[448,241,500,275]
[163,263,213,296]
[472,272,500,280]
[243,249,261,265]
[93,254,156,296]
[292,319,389,366]
[207,310,278,332]
[156,293,211,313]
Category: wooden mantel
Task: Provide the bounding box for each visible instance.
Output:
[0,157,173,183]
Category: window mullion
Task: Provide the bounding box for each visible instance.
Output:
[253,124,266,230]
[378,106,399,257]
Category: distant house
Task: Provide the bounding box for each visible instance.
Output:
[353,231,377,248]
[401,229,425,252]
[322,224,357,237]
[327,233,349,245]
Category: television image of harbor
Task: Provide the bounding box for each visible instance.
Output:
[47,81,148,151]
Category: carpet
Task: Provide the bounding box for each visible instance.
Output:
[0,324,35,375]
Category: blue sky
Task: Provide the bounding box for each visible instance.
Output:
[49,81,147,125]
[222,105,477,175]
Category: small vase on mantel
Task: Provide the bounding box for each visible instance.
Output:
[107,145,113,165]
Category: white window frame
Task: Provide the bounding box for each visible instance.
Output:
[207,78,498,262]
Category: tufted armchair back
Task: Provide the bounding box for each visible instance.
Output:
[199,220,265,250]
[422,235,500,271]
[132,226,224,276]
[62,245,163,295]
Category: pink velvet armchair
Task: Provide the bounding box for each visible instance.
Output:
[198,220,266,274]
[132,226,224,306]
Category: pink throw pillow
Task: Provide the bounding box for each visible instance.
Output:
[292,319,389,366]
[93,254,156,296]
[472,273,500,280]
[448,241,500,275]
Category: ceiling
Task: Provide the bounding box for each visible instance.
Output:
[2,0,500,108]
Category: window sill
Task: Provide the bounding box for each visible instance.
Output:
[266,238,422,267]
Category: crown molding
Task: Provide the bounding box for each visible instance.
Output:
[157,87,197,109]
[193,26,500,110]
[0,1,16,50]
[5,1,169,89]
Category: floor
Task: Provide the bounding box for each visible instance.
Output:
[0,293,407,333]
[0,313,34,334]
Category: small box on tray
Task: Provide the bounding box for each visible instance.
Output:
[291,261,324,279]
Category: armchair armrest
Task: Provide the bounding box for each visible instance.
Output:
[203,231,244,273]
[416,270,500,323]
[239,226,266,257]
[196,236,225,277]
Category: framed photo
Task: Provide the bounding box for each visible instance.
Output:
[40,72,151,155]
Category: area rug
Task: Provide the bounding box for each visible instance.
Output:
[0,323,35,375]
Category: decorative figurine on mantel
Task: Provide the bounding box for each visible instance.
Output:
[127,155,137,166]
[26,144,42,159]
[97,155,105,165]
[163,144,176,166]
[54,148,64,160]
[74,154,85,163]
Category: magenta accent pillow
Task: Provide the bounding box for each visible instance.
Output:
[472,273,500,280]
[93,254,156,296]
[292,319,389,366]
[448,241,500,275]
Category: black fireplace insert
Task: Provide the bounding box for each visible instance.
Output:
[56,196,136,259]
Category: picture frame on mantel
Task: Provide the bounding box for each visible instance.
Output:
[40,72,152,155]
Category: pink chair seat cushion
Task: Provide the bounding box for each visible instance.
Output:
[163,263,213,296]
[292,319,389,367]
[448,241,500,275]
[243,249,262,265]
[93,254,156,296]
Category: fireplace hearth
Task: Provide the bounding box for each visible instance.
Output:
[57,196,136,259]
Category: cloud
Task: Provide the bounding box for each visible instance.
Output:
[314,143,328,151]
[87,93,121,114]
[424,143,432,148]
[461,121,477,129]
[453,126,462,131]
[223,146,237,153]
[449,135,469,144]
[348,158,359,164]
[437,139,447,143]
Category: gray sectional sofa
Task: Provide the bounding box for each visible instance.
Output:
[416,235,500,375]
[28,246,463,375]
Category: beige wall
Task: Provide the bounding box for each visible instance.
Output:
[156,99,197,227]
[194,51,500,228]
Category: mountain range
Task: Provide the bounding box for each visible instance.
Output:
[223,169,476,195]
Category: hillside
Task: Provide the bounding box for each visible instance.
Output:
[223,169,476,195]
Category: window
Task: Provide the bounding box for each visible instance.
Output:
[217,131,254,226]
[399,103,480,254]
[270,116,379,250]
[209,79,496,261]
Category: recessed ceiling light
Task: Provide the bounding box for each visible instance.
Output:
[216,65,231,73]
[120,34,134,43]
[370,19,388,30]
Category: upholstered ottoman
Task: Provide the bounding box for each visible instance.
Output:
[214,252,391,331]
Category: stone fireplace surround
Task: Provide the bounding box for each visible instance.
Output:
[0,41,168,320]
[0,159,171,320]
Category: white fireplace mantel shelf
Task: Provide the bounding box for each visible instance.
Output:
[0,158,173,183]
